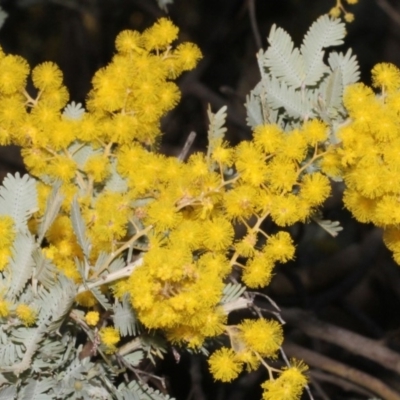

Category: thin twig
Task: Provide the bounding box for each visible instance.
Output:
[178,131,197,161]
[281,307,400,376]
[309,370,376,398]
[77,257,143,294]
[247,0,262,49]
[308,375,330,400]
[376,0,400,27]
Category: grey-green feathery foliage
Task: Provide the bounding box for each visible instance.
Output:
[246,14,360,130]
[0,172,173,399]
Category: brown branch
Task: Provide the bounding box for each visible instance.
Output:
[309,370,376,398]
[247,0,262,49]
[376,0,400,27]
[281,307,400,376]
[284,342,400,400]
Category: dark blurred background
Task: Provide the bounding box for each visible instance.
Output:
[1,1,400,399]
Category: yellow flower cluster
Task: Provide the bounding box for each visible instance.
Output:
[0,18,202,281]
[208,318,284,382]
[99,326,120,353]
[329,0,358,22]
[85,311,100,326]
[15,303,37,326]
[43,215,83,281]
[126,119,331,349]
[0,297,10,318]
[337,63,400,264]
[0,17,331,398]
[261,360,309,400]
[0,215,15,271]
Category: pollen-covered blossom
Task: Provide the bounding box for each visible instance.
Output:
[243,252,275,288]
[16,304,37,326]
[208,347,243,382]
[0,54,29,94]
[99,326,120,353]
[253,123,284,154]
[0,215,15,271]
[265,231,295,263]
[0,297,10,318]
[338,62,400,264]
[238,318,283,357]
[329,0,357,22]
[32,62,63,90]
[371,62,400,92]
[261,360,308,400]
[300,173,331,206]
[85,311,100,326]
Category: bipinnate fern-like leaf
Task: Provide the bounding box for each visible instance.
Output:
[320,68,343,114]
[264,24,305,88]
[32,249,57,289]
[312,211,343,237]
[245,89,264,128]
[208,105,227,141]
[0,385,16,400]
[69,143,102,168]
[35,276,76,333]
[263,76,312,119]
[32,337,69,370]
[90,286,112,310]
[220,283,246,305]
[300,15,345,86]
[63,101,85,120]
[123,350,144,368]
[328,48,360,86]
[6,232,36,301]
[37,181,64,244]
[0,173,38,232]
[207,105,227,163]
[0,341,24,368]
[57,355,93,389]
[19,378,53,400]
[71,197,91,259]
[113,296,139,337]
[251,15,359,126]
[104,161,128,193]
[5,326,46,375]
[108,255,126,273]
[117,380,175,400]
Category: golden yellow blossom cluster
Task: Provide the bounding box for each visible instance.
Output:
[126,118,332,351]
[0,215,15,271]
[0,18,201,283]
[15,303,37,326]
[0,17,324,399]
[329,0,358,22]
[208,319,284,382]
[261,360,309,400]
[207,321,308,399]
[336,63,400,264]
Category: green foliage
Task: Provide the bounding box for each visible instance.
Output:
[0,173,38,232]
[249,14,359,126]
